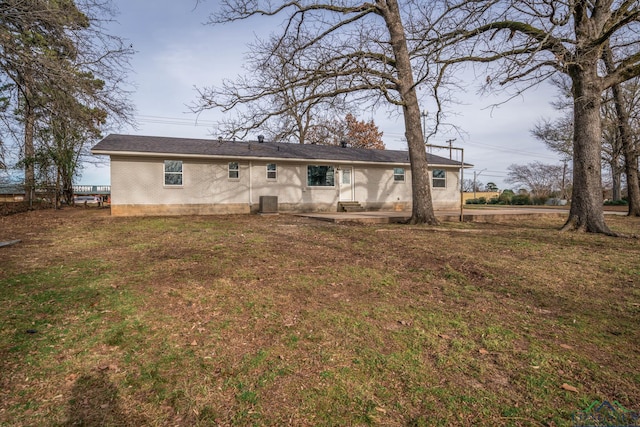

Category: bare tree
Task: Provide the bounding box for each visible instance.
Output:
[531,115,573,161]
[600,94,626,202]
[530,74,624,199]
[195,34,349,144]
[430,0,640,234]
[532,75,640,208]
[506,162,566,201]
[626,77,640,213]
[462,178,483,192]
[197,0,446,224]
[532,104,625,201]
[603,45,640,216]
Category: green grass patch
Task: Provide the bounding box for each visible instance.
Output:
[1,211,639,425]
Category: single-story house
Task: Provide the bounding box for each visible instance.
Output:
[91,134,470,217]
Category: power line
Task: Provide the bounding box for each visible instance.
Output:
[133,115,560,163]
[136,114,217,127]
[463,140,559,161]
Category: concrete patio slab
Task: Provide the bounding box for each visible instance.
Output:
[295,207,576,224]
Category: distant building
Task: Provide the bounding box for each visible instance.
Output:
[0,184,25,203]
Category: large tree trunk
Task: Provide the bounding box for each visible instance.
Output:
[623,140,640,216]
[24,99,35,206]
[562,65,613,234]
[603,45,640,216]
[380,0,437,225]
[610,160,622,201]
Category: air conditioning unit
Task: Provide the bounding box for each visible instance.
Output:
[259,196,278,214]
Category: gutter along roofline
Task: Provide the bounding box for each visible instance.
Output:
[91,149,413,167]
[91,149,468,168]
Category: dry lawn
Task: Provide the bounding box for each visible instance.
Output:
[0,208,638,426]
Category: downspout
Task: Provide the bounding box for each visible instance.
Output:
[249,160,253,211]
[459,148,464,222]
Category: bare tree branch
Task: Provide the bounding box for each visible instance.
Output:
[194,0,453,224]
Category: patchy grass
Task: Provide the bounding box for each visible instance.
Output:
[0,208,639,426]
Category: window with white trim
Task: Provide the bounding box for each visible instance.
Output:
[432,169,446,188]
[266,163,277,180]
[393,168,405,182]
[307,165,335,186]
[164,160,183,186]
[228,162,239,179]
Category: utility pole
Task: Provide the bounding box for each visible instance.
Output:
[473,168,486,199]
[446,138,456,159]
[561,159,568,200]
[421,110,428,143]
[473,171,477,199]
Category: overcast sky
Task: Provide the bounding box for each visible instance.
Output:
[81,0,563,190]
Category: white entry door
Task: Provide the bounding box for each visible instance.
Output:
[339,167,354,201]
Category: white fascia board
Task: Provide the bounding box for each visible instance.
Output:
[91,150,412,167]
[430,163,474,169]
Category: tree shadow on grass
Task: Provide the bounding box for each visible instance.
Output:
[63,370,144,427]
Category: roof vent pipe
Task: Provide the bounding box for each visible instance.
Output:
[340,139,347,148]
[258,135,265,143]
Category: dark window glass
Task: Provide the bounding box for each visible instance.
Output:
[164,160,183,186]
[432,169,446,188]
[307,165,335,186]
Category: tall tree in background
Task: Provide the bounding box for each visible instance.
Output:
[199,0,446,224]
[0,0,133,203]
[603,45,640,216]
[195,34,349,144]
[345,114,385,149]
[0,0,88,202]
[506,162,566,201]
[38,73,108,204]
[532,74,640,211]
[532,105,625,201]
[306,113,385,149]
[600,95,626,202]
[430,0,640,234]
[624,77,640,215]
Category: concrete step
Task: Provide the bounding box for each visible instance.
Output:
[338,201,364,212]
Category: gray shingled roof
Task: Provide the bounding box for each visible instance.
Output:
[0,184,24,195]
[92,134,468,167]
